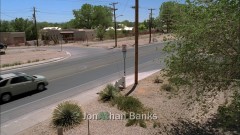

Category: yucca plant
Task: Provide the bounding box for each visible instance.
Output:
[52,101,83,129]
[99,84,119,102]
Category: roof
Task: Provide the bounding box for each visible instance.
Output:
[60,31,74,34]
[43,27,61,30]
[0,72,26,80]
[0,73,17,80]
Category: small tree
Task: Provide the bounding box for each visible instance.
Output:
[96,25,105,41]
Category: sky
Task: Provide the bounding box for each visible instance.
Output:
[0,0,180,23]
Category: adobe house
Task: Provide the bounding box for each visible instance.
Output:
[40,27,96,44]
[60,29,96,42]
[0,32,26,46]
[40,28,61,45]
[77,29,96,41]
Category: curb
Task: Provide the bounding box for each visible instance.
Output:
[1,51,71,72]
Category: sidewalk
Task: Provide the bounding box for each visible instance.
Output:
[0,69,160,135]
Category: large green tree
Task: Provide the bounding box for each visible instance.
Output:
[0,20,14,32]
[164,0,240,91]
[1,18,36,40]
[158,1,183,33]
[73,4,112,29]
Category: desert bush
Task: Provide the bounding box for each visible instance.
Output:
[169,119,217,135]
[161,84,174,92]
[52,101,83,129]
[14,61,22,66]
[106,29,115,39]
[115,96,147,128]
[163,36,167,41]
[2,64,10,68]
[153,76,163,83]
[116,96,143,113]
[99,84,119,102]
[213,91,240,133]
[126,118,147,128]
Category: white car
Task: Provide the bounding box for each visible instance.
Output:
[0,72,49,102]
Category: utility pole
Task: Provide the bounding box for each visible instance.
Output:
[134,0,139,85]
[148,8,155,43]
[33,7,39,46]
[110,2,118,48]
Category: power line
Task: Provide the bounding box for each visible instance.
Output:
[148,8,155,43]
[135,0,139,85]
[33,7,39,47]
[109,2,118,48]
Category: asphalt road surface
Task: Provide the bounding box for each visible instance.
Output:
[0,43,166,124]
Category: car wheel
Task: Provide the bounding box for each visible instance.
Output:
[1,93,12,103]
[37,83,45,91]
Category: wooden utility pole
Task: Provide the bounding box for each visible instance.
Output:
[148,8,155,43]
[33,7,39,46]
[110,2,118,48]
[134,0,139,85]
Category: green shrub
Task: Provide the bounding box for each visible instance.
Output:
[96,25,106,41]
[153,76,163,83]
[32,59,40,62]
[116,96,144,113]
[2,64,10,68]
[161,84,174,92]
[106,29,115,39]
[214,91,240,133]
[99,84,119,102]
[14,61,22,66]
[52,101,83,129]
[163,36,167,41]
[126,119,147,128]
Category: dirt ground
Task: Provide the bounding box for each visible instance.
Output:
[17,71,230,135]
[0,49,67,65]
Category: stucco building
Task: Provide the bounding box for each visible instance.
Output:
[0,32,26,46]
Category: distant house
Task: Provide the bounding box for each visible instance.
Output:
[40,27,96,44]
[60,29,95,42]
[40,27,61,44]
[0,32,26,46]
[106,24,134,31]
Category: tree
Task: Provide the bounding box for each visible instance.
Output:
[92,5,112,28]
[0,20,14,32]
[11,18,29,32]
[121,20,134,27]
[139,23,147,31]
[96,25,105,40]
[73,4,94,29]
[73,4,112,29]
[158,1,182,33]
[164,0,240,92]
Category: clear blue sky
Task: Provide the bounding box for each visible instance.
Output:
[1,0,180,23]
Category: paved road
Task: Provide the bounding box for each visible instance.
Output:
[0,43,166,124]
